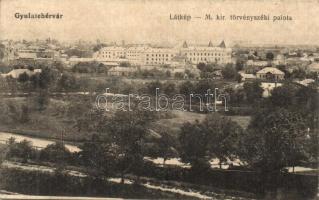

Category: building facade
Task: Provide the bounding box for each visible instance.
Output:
[256,67,285,81]
[181,41,232,64]
[143,48,177,65]
[93,41,232,66]
[94,46,126,60]
[126,46,148,65]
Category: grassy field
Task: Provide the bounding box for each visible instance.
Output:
[0,96,93,142]
[0,94,251,143]
[153,110,251,136]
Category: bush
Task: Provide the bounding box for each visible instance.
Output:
[39,142,73,165]
[6,139,36,162]
[0,168,186,199]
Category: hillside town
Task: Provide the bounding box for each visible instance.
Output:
[2,0,319,198]
[1,38,318,96]
[0,36,318,200]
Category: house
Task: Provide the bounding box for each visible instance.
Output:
[1,68,42,78]
[239,72,256,82]
[256,67,285,81]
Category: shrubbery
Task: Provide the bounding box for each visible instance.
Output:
[0,168,186,199]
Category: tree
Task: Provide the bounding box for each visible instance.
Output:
[19,105,30,123]
[35,90,50,111]
[269,83,318,130]
[185,69,195,79]
[306,71,318,80]
[179,120,210,171]
[29,73,40,89]
[174,72,184,79]
[179,115,242,170]
[195,79,215,95]
[7,102,19,122]
[266,52,274,60]
[52,61,65,72]
[6,76,18,95]
[65,48,92,58]
[204,114,243,168]
[57,73,79,92]
[276,65,291,79]
[291,68,306,79]
[163,82,176,96]
[165,70,171,78]
[179,81,194,96]
[72,63,89,73]
[105,108,154,183]
[0,142,8,165]
[221,64,237,80]
[269,83,296,108]
[239,108,308,172]
[93,43,107,52]
[149,129,178,166]
[225,87,241,106]
[243,80,263,103]
[38,67,58,90]
[146,80,162,95]
[7,139,35,162]
[235,59,244,71]
[0,47,4,60]
[79,134,116,178]
[197,63,217,79]
[197,62,207,71]
[119,62,131,68]
[18,72,29,82]
[40,142,72,165]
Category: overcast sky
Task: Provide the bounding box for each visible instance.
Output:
[0,0,318,45]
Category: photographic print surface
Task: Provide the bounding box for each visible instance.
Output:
[0,0,318,199]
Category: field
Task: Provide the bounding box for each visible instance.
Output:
[154,110,251,136]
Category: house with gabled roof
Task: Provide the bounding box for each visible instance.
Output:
[256,67,285,81]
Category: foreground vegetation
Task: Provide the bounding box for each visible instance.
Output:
[0,60,318,199]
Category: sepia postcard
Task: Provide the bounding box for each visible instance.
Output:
[0,0,318,199]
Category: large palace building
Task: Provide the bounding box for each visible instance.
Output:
[93,41,231,66]
[181,41,232,64]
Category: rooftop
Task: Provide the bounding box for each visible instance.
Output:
[256,67,285,75]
